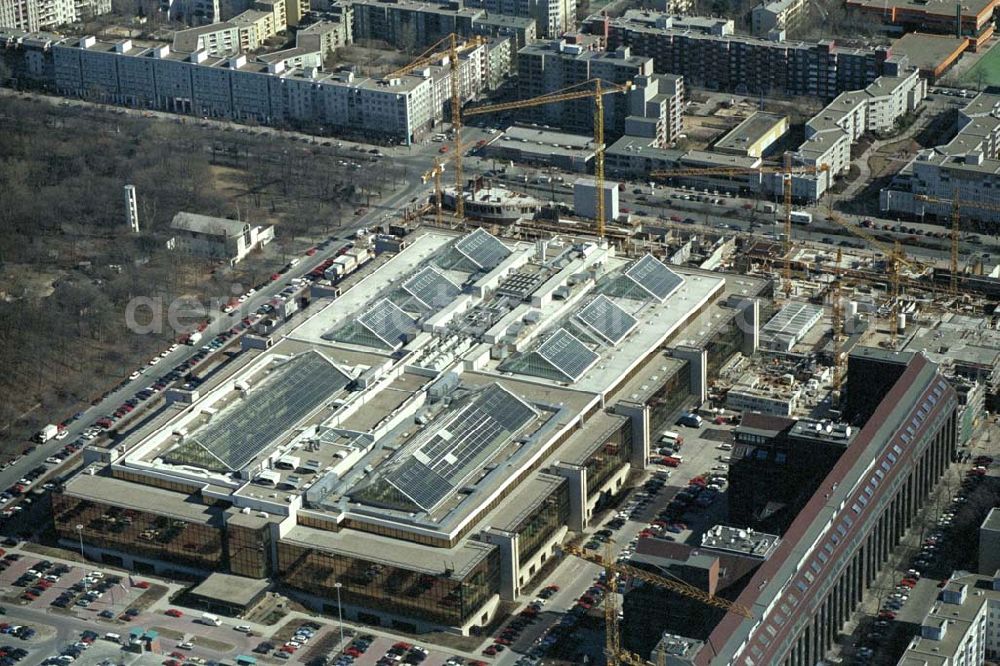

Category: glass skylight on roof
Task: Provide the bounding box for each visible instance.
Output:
[385,383,537,512]
[164,352,350,472]
[454,229,511,271]
[403,266,461,310]
[358,299,416,349]
[536,328,600,382]
[574,295,638,345]
[623,254,684,303]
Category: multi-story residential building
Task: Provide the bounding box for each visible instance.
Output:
[296,14,353,56]
[517,38,676,145]
[231,8,278,50]
[789,68,926,199]
[463,0,573,37]
[846,0,997,49]
[352,0,480,48]
[0,0,108,32]
[881,92,1000,227]
[650,0,692,13]
[160,0,221,25]
[4,31,509,143]
[625,72,683,147]
[173,22,242,56]
[750,0,806,36]
[172,0,287,57]
[284,0,306,24]
[587,10,901,100]
[604,70,920,200]
[898,573,1000,664]
[472,12,535,48]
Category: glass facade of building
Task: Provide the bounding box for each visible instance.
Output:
[705,313,745,380]
[52,494,225,571]
[647,363,692,436]
[514,480,570,562]
[585,419,633,500]
[275,542,501,628]
[226,523,272,579]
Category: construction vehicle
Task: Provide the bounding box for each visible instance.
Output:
[649,159,830,296]
[385,33,485,222]
[464,78,632,239]
[563,542,753,666]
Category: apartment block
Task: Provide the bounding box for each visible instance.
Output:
[352,0,479,48]
[898,573,1000,664]
[751,0,805,37]
[0,0,108,32]
[295,17,353,56]
[587,10,898,100]
[472,13,535,48]
[517,38,675,144]
[160,0,220,25]
[625,72,683,147]
[881,92,1000,226]
[173,22,241,56]
[8,31,506,143]
[171,0,287,57]
[788,68,925,199]
[463,0,574,37]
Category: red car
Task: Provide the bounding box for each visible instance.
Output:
[393,642,413,650]
[164,608,183,617]
[163,661,181,666]
[305,248,318,256]
[169,652,187,659]
[878,610,896,620]
[482,646,498,656]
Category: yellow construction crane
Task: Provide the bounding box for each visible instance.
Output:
[464,78,632,239]
[649,161,830,296]
[822,210,934,346]
[564,543,753,666]
[419,140,474,226]
[831,247,845,394]
[914,192,1000,294]
[421,159,446,227]
[385,33,485,222]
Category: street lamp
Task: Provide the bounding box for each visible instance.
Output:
[74,524,85,559]
[75,524,87,593]
[334,582,345,649]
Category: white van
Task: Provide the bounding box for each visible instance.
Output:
[103,632,121,642]
[659,430,681,444]
[199,613,223,626]
[718,444,733,451]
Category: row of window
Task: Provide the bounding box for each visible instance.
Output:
[743,383,946,666]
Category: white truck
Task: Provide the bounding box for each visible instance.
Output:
[184,331,203,346]
[790,210,813,225]
[34,424,59,443]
